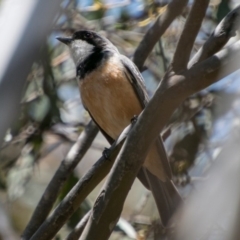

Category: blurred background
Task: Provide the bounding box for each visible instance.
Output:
[0,0,240,239]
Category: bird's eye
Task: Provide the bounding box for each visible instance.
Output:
[84,32,92,39]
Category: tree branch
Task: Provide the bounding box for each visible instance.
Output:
[133,0,188,70]
[183,40,240,94]
[78,40,240,240]
[21,120,98,240]
[29,124,132,240]
[189,5,240,67]
[172,0,210,72]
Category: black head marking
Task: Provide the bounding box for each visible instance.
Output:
[72,30,118,52]
[73,31,95,41]
[73,30,106,49]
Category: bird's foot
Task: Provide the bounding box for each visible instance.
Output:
[131,115,138,124]
[102,147,110,160]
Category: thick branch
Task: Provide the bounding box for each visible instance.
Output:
[29,124,131,240]
[79,40,240,240]
[182,40,240,94]
[172,0,210,72]
[22,121,98,240]
[189,5,240,67]
[133,0,188,70]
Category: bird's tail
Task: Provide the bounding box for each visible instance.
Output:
[138,168,182,227]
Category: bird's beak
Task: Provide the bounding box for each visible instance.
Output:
[56,37,72,45]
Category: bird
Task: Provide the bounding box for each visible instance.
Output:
[57,30,182,226]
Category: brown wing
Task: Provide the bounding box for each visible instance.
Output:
[120,55,182,226]
[120,55,172,178]
[120,55,149,108]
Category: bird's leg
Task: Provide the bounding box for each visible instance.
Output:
[102,147,111,160]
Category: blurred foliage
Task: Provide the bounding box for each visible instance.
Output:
[216,0,231,22]
[0,0,239,239]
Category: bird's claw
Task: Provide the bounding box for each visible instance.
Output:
[102,147,110,160]
[131,115,138,124]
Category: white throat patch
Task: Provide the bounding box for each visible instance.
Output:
[69,39,94,66]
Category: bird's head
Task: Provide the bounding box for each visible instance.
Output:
[57,30,118,66]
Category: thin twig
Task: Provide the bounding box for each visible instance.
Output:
[158,38,168,72]
[172,0,210,72]
[133,0,188,70]
[21,120,98,240]
[188,5,240,68]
